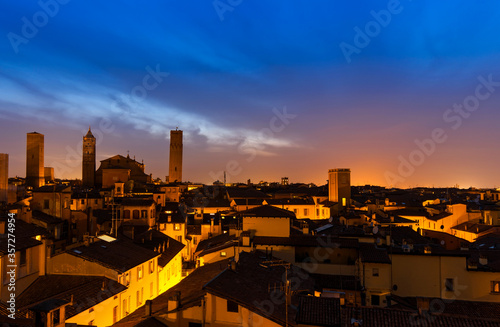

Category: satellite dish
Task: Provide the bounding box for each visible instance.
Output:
[373,226,379,234]
[440,225,444,230]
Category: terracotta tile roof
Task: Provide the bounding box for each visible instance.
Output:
[239,205,296,219]
[310,273,361,291]
[296,295,341,326]
[341,306,500,327]
[359,243,391,264]
[66,238,160,272]
[13,275,125,320]
[113,259,229,327]
[226,187,270,199]
[32,210,64,224]
[134,229,185,268]
[203,251,314,326]
[195,233,238,255]
[0,217,46,254]
[253,235,359,248]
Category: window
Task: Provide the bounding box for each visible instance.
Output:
[304,208,309,216]
[149,260,155,274]
[316,209,319,217]
[52,309,60,326]
[220,251,227,257]
[133,210,140,219]
[491,281,500,294]
[371,295,380,306]
[227,300,238,313]
[123,298,128,316]
[124,272,130,286]
[445,278,454,292]
[113,306,118,324]
[293,209,297,214]
[94,199,98,204]
[138,266,143,280]
[43,199,50,209]
[193,237,198,245]
[150,282,154,298]
[123,210,130,219]
[81,199,85,205]
[372,268,379,277]
[141,210,147,218]
[174,224,181,231]
[177,236,182,243]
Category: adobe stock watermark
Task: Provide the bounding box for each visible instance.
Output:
[51,64,168,179]
[384,74,500,187]
[213,0,243,21]
[7,0,71,54]
[191,106,296,207]
[209,106,296,184]
[340,0,409,64]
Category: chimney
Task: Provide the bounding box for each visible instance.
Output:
[145,299,153,316]
[390,216,394,223]
[101,280,107,291]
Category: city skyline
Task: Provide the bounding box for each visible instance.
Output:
[2,1,500,188]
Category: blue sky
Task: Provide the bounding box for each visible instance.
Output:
[1,1,500,187]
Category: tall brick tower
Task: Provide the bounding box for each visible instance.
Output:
[168,129,183,183]
[328,168,351,209]
[26,132,44,188]
[0,153,8,203]
[82,127,96,187]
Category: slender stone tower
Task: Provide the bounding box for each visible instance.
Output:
[26,132,44,188]
[0,154,8,203]
[82,127,96,187]
[168,129,183,183]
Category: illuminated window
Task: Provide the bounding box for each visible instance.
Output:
[220,251,227,257]
[491,281,500,293]
[138,266,143,280]
[342,198,346,207]
[174,224,181,231]
[227,300,238,313]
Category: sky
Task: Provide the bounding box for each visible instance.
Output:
[1,0,500,188]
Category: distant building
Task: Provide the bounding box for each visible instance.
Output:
[0,153,7,203]
[26,132,45,188]
[281,176,289,186]
[82,127,96,187]
[95,154,151,188]
[168,129,183,183]
[328,168,351,210]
